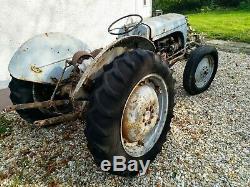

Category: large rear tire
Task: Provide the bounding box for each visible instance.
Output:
[9,78,56,123]
[85,49,175,176]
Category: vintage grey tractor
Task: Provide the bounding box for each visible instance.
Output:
[6,13,218,176]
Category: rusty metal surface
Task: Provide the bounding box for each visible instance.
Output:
[122,84,159,143]
[71,36,156,99]
[72,51,93,65]
[31,65,43,73]
[9,32,89,85]
[34,112,81,127]
[90,48,103,58]
[4,100,70,112]
[167,48,186,67]
[120,74,169,157]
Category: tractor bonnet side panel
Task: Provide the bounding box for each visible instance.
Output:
[144,13,188,44]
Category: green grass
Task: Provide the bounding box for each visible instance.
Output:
[187,9,250,43]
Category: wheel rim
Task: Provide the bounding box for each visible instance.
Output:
[121,74,168,157]
[195,55,215,88]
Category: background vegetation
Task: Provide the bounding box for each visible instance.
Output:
[153,0,250,13]
[153,0,250,43]
[188,9,250,43]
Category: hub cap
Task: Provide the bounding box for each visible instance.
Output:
[121,74,168,157]
[195,55,214,88]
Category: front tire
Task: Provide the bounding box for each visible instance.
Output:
[183,45,218,95]
[85,49,175,176]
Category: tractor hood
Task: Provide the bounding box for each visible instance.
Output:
[144,13,187,41]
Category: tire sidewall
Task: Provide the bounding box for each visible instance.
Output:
[185,46,218,94]
[102,54,174,171]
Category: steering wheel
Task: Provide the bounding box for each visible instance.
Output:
[108,14,143,35]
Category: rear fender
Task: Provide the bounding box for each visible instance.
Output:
[72,36,156,99]
[9,32,89,84]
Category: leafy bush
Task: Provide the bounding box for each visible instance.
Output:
[216,0,241,7]
[153,0,202,13]
[239,0,250,9]
[153,0,249,13]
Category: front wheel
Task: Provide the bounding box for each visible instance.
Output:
[183,45,218,95]
[85,49,175,176]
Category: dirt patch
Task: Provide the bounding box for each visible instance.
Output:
[0,89,11,111]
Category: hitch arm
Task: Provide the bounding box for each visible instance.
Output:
[34,112,81,127]
[4,100,70,112]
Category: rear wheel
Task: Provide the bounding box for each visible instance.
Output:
[8,77,70,123]
[9,78,55,122]
[85,49,175,176]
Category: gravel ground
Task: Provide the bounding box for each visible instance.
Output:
[0,51,249,186]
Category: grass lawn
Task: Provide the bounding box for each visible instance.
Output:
[187,9,250,43]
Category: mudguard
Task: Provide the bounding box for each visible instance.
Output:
[9,32,89,84]
[72,35,156,99]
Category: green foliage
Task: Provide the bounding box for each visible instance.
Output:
[154,0,201,13]
[216,0,241,7]
[239,0,250,9]
[153,0,250,13]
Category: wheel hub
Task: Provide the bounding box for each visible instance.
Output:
[122,85,159,143]
[121,74,169,157]
[195,56,214,88]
